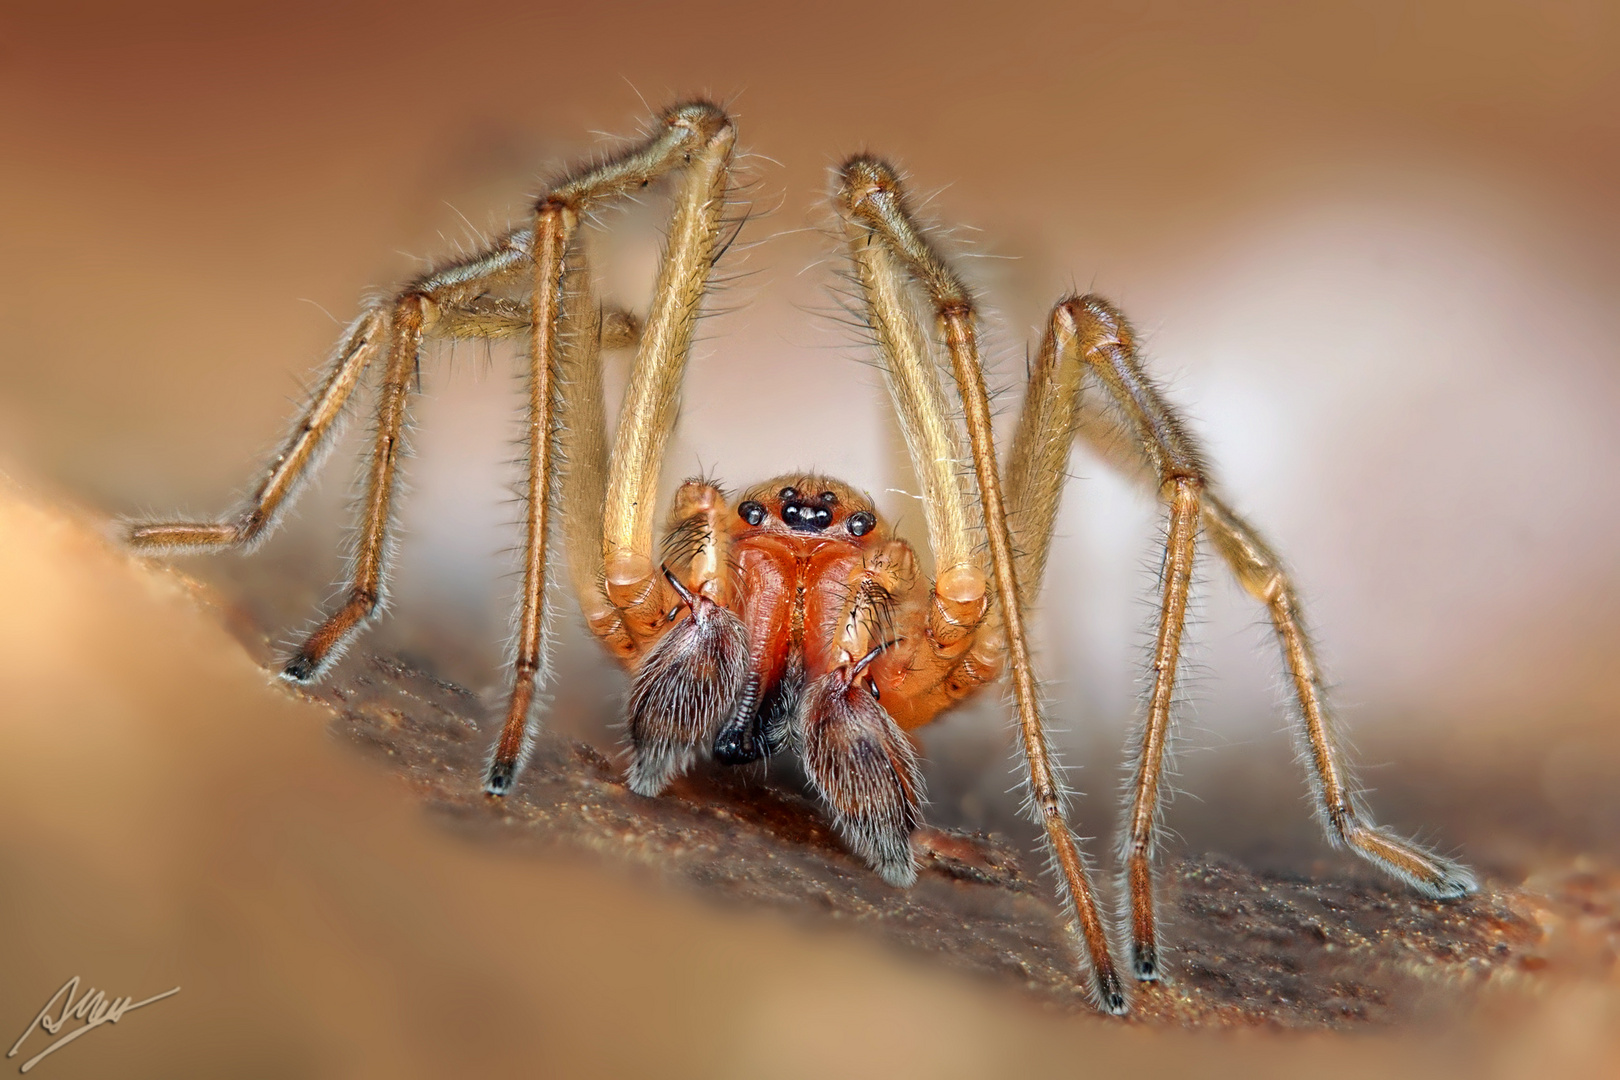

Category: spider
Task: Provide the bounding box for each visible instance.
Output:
[124,100,1477,1014]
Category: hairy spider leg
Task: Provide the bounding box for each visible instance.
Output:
[834,193,1003,729]
[1011,295,1478,982]
[1022,296,1206,984]
[1200,494,1478,895]
[123,309,386,554]
[836,158,1129,1015]
[124,102,738,778]
[484,101,738,792]
[485,203,575,791]
[124,220,545,564]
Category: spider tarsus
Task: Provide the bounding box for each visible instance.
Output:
[280,653,320,683]
[124,520,241,553]
[1344,821,1481,901]
[484,759,517,797]
[1097,970,1130,1016]
[1416,861,1480,901]
[1131,944,1161,983]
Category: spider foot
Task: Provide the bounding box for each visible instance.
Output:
[1096,969,1130,1016]
[483,759,518,797]
[1341,818,1481,901]
[279,592,375,684]
[1413,863,1480,901]
[281,652,320,683]
[1131,942,1161,982]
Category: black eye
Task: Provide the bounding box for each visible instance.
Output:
[819,490,838,505]
[781,504,801,526]
[848,511,876,537]
[739,501,765,526]
[779,486,797,501]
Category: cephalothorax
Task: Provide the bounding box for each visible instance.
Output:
[623,474,945,885]
[125,101,1476,1014]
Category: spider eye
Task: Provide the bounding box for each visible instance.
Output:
[739,501,765,526]
[782,503,832,531]
[848,511,876,537]
[779,486,797,500]
[819,491,838,505]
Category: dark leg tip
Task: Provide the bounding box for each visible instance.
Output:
[484,760,517,796]
[281,653,319,683]
[1097,970,1130,1016]
[1132,943,1161,982]
[1101,977,1127,1016]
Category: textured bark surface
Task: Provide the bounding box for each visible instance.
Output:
[7,477,1620,1080]
[280,647,1603,1028]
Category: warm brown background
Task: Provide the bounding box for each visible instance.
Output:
[2,1,1618,1076]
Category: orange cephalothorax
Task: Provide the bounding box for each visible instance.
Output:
[622,473,946,883]
[636,469,1005,747]
[714,475,908,762]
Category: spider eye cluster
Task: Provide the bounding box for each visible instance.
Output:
[736,484,875,537]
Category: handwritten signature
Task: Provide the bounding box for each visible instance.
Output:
[7,977,179,1074]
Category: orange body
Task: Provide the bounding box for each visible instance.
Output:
[613,472,999,882]
[637,474,999,743]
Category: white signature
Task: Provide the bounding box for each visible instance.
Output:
[7,976,179,1074]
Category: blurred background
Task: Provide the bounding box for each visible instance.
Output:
[2,0,1618,1075]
